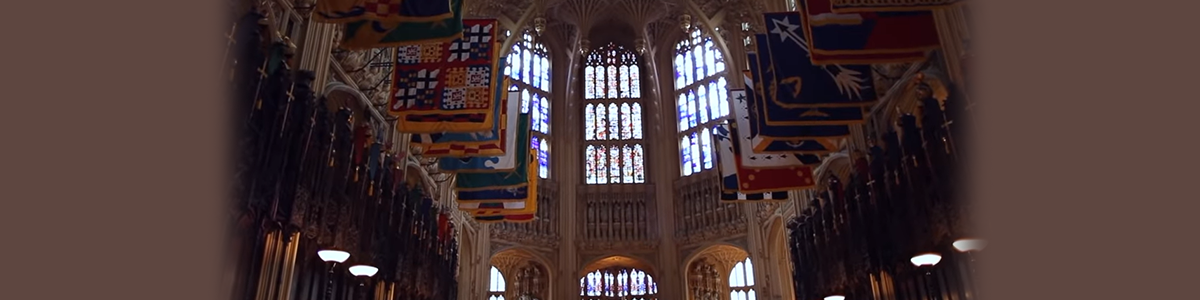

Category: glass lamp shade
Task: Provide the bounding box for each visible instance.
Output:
[953,239,988,252]
[317,250,350,263]
[910,253,943,267]
[825,295,846,300]
[348,265,379,277]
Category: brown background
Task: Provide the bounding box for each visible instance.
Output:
[1,0,1198,299]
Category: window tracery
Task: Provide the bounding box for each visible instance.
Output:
[579,268,658,300]
[584,43,645,184]
[504,32,552,178]
[674,30,729,177]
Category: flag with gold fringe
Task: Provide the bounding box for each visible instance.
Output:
[729,88,826,170]
[829,0,963,13]
[314,0,453,24]
[452,111,531,192]
[456,154,534,204]
[743,49,853,152]
[732,88,841,156]
[338,0,465,49]
[411,86,517,158]
[437,102,528,172]
[740,63,847,155]
[757,27,876,108]
[459,154,538,223]
[798,2,940,65]
[387,18,499,133]
[714,123,817,201]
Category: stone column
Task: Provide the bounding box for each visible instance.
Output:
[297,21,339,94]
[555,38,582,300]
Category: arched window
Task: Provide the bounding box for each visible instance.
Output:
[489,266,507,300]
[583,43,645,184]
[580,267,658,300]
[728,258,756,300]
[504,31,552,179]
[674,29,729,177]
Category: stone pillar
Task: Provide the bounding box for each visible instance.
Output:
[742,205,774,300]
[297,21,339,94]
[932,5,970,84]
[555,38,582,300]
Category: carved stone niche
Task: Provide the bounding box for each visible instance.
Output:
[512,261,549,300]
[686,258,723,300]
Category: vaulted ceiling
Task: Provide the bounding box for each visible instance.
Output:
[464,0,772,53]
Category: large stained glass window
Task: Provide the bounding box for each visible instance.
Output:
[584,43,645,184]
[674,29,729,177]
[489,266,506,300]
[504,31,552,179]
[579,268,658,300]
[728,258,756,300]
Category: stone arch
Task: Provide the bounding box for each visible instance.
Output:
[873,66,952,136]
[682,243,753,300]
[322,82,388,129]
[491,247,555,300]
[764,217,795,300]
[578,254,659,279]
[813,153,853,190]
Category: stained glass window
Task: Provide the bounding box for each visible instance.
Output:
[687,92,697,128]
[630,65,641,98]
[681,137,693,177]
[538,95,550,134]
[689,132,701,174]
[633,145,645,183]
[489,266,506,300]
[595,104,608,140]
[607,103,619,139]
[537,138,549,179]
[585,66,596,99]
[579,268,658,300]
[585,104,596,140]
[622,145,634,183]
[609,146,621,183]
[620,103,632,140]
[729,258,756,300]
[541,56,550,91]
[583,43,645,184]
[595,145,608,184]
[698,85,709,123]
[675,29,729,177]
[632,103,643,139]
[507,31,552,178]
[586,145,597,184]
[700,128,713,170]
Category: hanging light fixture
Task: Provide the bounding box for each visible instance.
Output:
[348,265,379,277]
[910,253,943,267]
[635,38,648,56]
[578,39,590,56]
[317,250,350,263]
[953,238,988,252]
[825,295,846,300]
[680,14,693,33]
[533,17,546,36]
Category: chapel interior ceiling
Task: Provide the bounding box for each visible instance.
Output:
[579,255,658,277]
[464,0,765,50]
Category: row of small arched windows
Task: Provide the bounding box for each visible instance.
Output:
[487,258,756,300]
